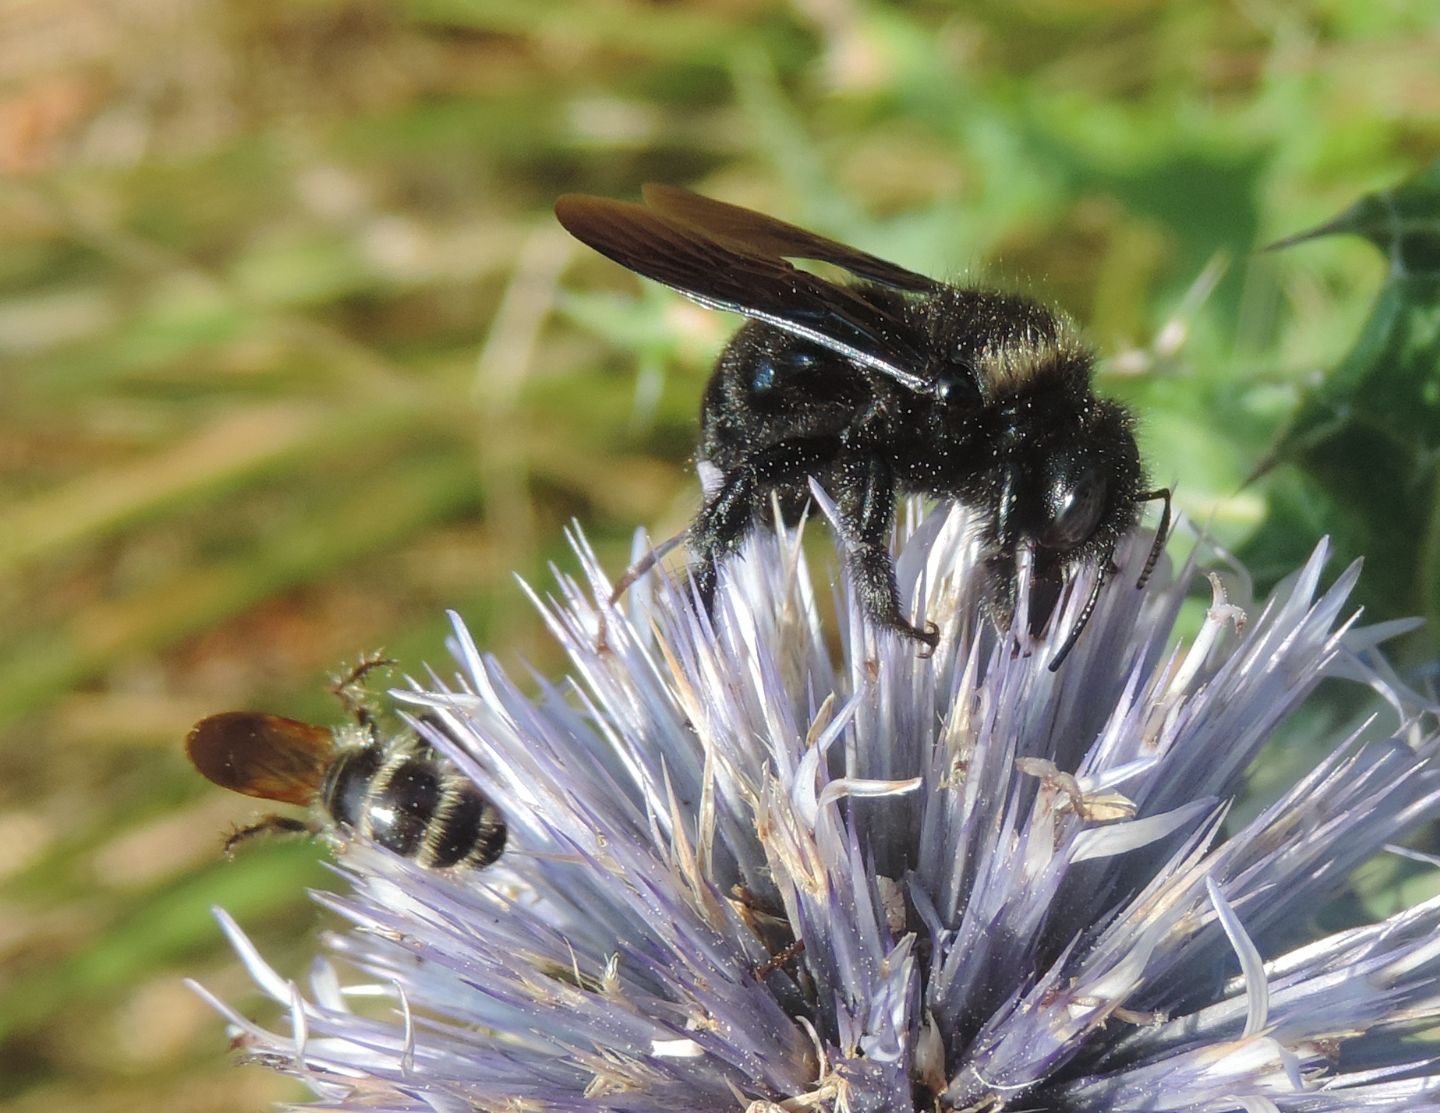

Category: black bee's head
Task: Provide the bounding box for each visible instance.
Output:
[994,388,1143,568]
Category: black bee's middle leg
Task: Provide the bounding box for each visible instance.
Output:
[690,437,839,613]
[833,455,939,648]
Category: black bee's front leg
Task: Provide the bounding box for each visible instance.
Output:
[833,454,939,649]
[689,437,840,615]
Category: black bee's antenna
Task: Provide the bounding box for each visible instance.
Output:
[1048,566,1107,672]
[1049,489,1171,671]
[1136,488,1172,589]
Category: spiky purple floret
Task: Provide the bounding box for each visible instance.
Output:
[193,505,1440,1112]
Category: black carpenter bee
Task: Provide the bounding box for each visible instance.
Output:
[186,657,506,871]
[555,185,1169,667]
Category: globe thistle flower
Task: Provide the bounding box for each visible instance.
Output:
[193,502,1440,1112]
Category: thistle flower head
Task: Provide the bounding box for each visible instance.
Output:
[195,505,1440,1111]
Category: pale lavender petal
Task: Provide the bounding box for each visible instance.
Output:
[191,508,1440,1111]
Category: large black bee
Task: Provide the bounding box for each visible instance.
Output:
[186,657,506,871]
[555,185,1169,666]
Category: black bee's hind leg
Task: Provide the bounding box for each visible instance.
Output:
[688,438,840,617]
[606,526,688,608]
[593,525,688,652]
[835,455,939,650]
[688,471,753,617]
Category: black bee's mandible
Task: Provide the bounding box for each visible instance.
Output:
[555,185,1169,667]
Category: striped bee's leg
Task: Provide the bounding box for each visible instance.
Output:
[223,814,318,857]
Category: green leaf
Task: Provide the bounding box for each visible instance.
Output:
[1246,162,1440,648]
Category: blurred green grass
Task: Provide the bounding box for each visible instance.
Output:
[2,1,1437,1109]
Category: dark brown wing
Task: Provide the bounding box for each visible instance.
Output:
[186,711,335,806]
[639,184,939,293]
[555,190,935,392]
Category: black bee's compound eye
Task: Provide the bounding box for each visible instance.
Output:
[1039,462,1106,551]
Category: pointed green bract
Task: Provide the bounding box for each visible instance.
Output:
[1250,162,1440,643]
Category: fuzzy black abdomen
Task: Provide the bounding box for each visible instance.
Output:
[700,324,872,472]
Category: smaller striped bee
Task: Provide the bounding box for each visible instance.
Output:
[186,657,506,871]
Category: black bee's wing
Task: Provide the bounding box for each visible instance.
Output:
[555,191,934,392]
[639,184,940,294]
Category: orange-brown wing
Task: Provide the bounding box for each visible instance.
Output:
[186,711,335,805]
